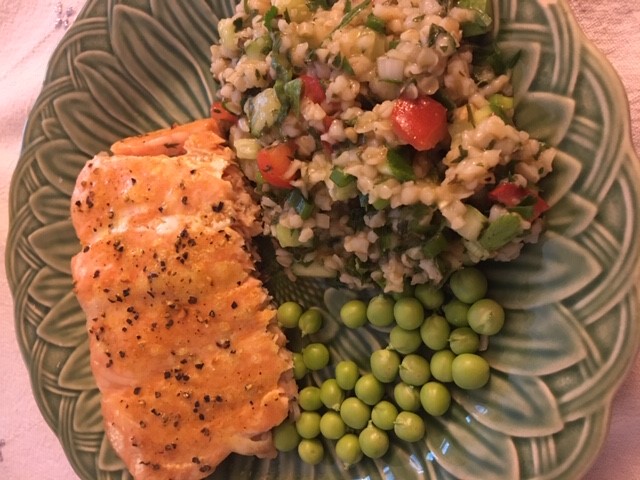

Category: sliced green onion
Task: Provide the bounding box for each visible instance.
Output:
[386,149,415,182]
[287,189,315,220]
[264,6,278,32]
[422,232,448,258]
[333,0,372,33]
[330,168,356,187]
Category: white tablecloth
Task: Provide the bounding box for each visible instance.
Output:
[0,1,638,478]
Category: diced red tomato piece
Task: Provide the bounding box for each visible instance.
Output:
[532,196,550,218]
[256,143,296,189]
[488,182,550,219]
[390,96,448,151]
[300,74,326,104]
[488,183,529,207]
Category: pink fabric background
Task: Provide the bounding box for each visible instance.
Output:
[0,0,638,478]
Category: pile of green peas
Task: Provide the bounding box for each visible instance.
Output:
[272,267,505,466]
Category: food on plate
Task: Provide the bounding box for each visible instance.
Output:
[210,0,555,293]
[70,119,296,480]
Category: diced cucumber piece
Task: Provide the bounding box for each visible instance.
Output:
[472,105,493,125]
[218,18,238,51]
[456,205,488,241]
[488,94,514,122]
[234,138,261,160]
[478,213,523,251]
[246,88,282,137]
[274,0,310,22]
[275,223,303,247]
[332,183,358,201]
[245,35,272,59]
[489,94,514,110]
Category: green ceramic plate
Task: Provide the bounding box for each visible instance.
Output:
[7,0,640,479]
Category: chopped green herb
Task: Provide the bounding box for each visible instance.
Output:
[365,13,385,32]
[287,189,315,219]
[284,78,303,116]
[333,0,372,33]
[264,6,278,32]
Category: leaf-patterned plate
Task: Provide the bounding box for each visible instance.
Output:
[7,0,640,479]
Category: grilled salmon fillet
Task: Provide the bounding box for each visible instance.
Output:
[70,120,296,480]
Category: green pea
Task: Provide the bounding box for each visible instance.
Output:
[298,438,324,465]
[371,400,398,431]
[340,397,371,430]
[389,325,422,354]
[449,267,488,304]
[393,382,421,411]
[414,283,445,310]
[393,297,425,330]
[298,386,322,411]
[420,314,450,351]
[336,433,363,466]
[273,420,301,452]
[335,360,360,390]
[366,294,395,327]
[467,298,505,335]
[449,327,480,354]
[292,352,308,380]
[299,308,323,336]
[302,343,330,371]
[296,411,321,439]
[277,301,303,328]
[399,354,431,386]
[320,378,345,411]
[442,299,470,327]
[355,373,385,405]
[359,424,389,459]
[451,353,490,390]
[370,348,401,383]
[319,411,347,440]
[430,349,455,383]
[393,411,425,443]
[420,381,451,416]
[340,299,367,328]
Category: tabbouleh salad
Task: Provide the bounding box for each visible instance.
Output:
[209,0,555,293]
